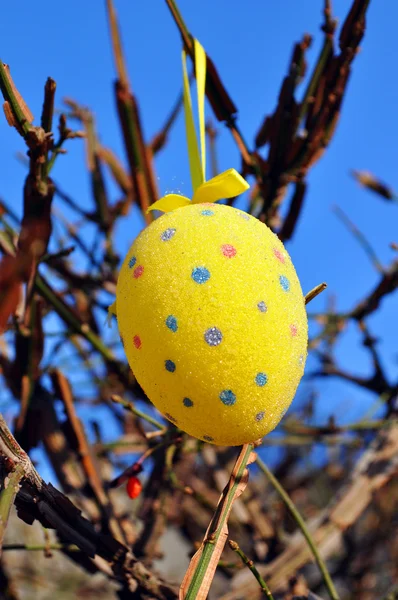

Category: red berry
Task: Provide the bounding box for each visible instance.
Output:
[126,476,142,499]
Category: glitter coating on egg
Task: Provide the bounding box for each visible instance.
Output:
[115,203,308,446]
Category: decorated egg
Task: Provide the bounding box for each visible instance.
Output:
[114,202,308,446]
[112,37,309,445]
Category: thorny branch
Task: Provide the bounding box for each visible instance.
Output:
[0,414,178,599]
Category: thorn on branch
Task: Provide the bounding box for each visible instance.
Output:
[305,283,327,305]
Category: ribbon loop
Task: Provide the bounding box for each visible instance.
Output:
[147,194,191,214]
[192,169,250,204]
[148,38,250,214]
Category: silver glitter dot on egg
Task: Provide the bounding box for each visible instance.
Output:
[255,411,265,422]
[298,354,304,366]
[204,327,223,346]
[161,228,176,241]
[257,301,267,313]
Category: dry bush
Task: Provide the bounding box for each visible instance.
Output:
[0,1,396,599]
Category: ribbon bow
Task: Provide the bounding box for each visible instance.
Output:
[148,39,249,214]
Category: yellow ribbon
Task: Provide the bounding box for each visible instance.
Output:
[148,38,249,214]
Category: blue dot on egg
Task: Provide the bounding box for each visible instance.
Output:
[279,275,290,292]
[183,397,193,408]
[255,411,265,422]
[220,389,236,406]
[192,266,210,284]
[166,315,178,332]
[128,256,137,269]
[165,360,176,373]
[255,373,268,387]
[201,209,214,216]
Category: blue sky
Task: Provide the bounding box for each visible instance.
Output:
[0,1,397,474]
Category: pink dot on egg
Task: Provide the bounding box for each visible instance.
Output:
[134,265,144,279]
[273,248,285,264]
[133,335,142,349]
[221,244,237,258]
[290,324,298,337]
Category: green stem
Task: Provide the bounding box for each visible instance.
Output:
[97,440,147,453]
[0,465,25,553]
[45,138,67,175]
[283,418,396,437]
[333,205,384,273]
[185,443,254,599]
[0,210,123,373]
[262,436,362,448]
[35,274,116,363]
[298,37,333,125]
[165,444,215,511]
[111,394,164,430]
[0,61,31,136]
[256,456,339,600]
[229,540,274,599]
[381,585,398,600]
[217,560,240,569]
[164,0,192,49]
[3,543,79,552]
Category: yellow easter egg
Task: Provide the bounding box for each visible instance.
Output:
[115,203,307,446]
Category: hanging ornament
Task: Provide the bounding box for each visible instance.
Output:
[111,39,308,446]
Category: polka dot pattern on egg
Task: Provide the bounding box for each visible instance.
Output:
[255,373,268,387]
[192,266,211,284]
[273,248,285,264]
[166,315,178,332]
[204,327,223,347]
[279,275,290,292]
[220,389,236,406]
[133,265,144,279]
[161,228,176,241]
[221,244,237,258]
[165,360,176,373]
[257,301,267,313]
[116,202,307,446]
